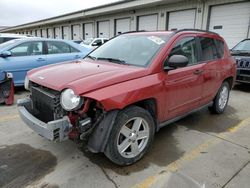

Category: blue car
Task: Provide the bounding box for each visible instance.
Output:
[0,38,91,86]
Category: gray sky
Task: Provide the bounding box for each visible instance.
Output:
[0,0,120,26]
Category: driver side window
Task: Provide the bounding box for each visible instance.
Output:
[10,41,43,57]
[165,37,197,67]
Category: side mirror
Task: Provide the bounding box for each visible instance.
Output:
[165,55,189,70]
[0,51,11,58]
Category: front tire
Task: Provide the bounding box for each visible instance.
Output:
[209,82,230,114]
[104,106,155,166]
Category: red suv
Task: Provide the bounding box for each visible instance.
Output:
[18,30,236,165]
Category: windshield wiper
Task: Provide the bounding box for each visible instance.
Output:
[97,57,127,65]
[86,55,97,60]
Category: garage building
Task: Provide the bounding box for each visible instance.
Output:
[1,0,249,48]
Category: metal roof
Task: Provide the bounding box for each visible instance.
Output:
[1,0,182,32]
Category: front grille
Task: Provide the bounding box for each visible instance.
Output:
[237,75,250,83]
[30,85,65,123]
[239,69,250,76]
[236,58,250,68]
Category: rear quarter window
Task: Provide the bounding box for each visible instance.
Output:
[214,39,224,58]
[199,37,218,61]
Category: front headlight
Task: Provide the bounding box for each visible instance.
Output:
[60,89,83,111]
[24,76,30,90]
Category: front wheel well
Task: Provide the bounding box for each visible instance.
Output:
[223,76,234,89]
[133,98,158,129]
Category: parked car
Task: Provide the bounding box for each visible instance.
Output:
[80,38,109,49]
[0,38,91,86]
[0,33,30,44]
[231,38,250,84]
[18,30,236,165]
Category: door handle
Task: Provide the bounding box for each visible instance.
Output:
[75,55,81,58]
[193,70,203,75]
[36,58,45,61]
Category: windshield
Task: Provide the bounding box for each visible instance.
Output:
[82,38,93,45]
[232,40,250,51]
[87,34,170,67]
[0,39,18,49]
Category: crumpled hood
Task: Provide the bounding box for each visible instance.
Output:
[28,59,148,95]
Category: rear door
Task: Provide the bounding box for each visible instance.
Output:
[162,35,204,120]
[198,36,224,105]
[45,41,81,65]
[2,41,46,86]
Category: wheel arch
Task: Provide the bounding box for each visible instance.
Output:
[87,98,158,153]
[223,76,234,89]
[132,98,158,130]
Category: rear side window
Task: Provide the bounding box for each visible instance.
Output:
[214,39,224,58]
[199,37,218,61]
[47,41,79,54]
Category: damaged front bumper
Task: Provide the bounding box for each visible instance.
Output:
[17,98,72,142]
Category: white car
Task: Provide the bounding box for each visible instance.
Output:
[80,38,109,49]
[0,33,30,44]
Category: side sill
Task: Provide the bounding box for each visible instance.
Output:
[157,102,213,131]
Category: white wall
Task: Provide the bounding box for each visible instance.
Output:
[11,0,249,47]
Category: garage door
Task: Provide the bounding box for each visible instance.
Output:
[98,21,110,38]
[115,18,131,35]
[209,2,250,48]
[47,28,53,38]
[32,30,36,36]
[41,29,46,38]
[138,14,158,31]
[84,23,94,39]
[168,9,196,30]
[54,27,61,39]
[72,24,81,40]
[36,30,41,37]
[63,26,70,40]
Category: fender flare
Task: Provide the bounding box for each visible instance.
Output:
[87,110,119,153]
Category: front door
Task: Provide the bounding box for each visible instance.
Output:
[162,36,204,120]
[3,41,46,86]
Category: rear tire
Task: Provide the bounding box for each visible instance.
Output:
[104,106,155,166]
[209,82,230,114]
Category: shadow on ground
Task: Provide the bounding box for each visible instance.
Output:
[233,83,250,93]
[82,124,184,176]
[0,144,57,188]
[82,104,240,175]
[177,105,240,133]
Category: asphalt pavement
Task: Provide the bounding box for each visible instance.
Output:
[0,84,249,188]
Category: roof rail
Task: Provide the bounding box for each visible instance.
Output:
[120,30,146,34]
[174,29,219,35]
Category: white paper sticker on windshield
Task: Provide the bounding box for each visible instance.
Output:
[147,36,165,45]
